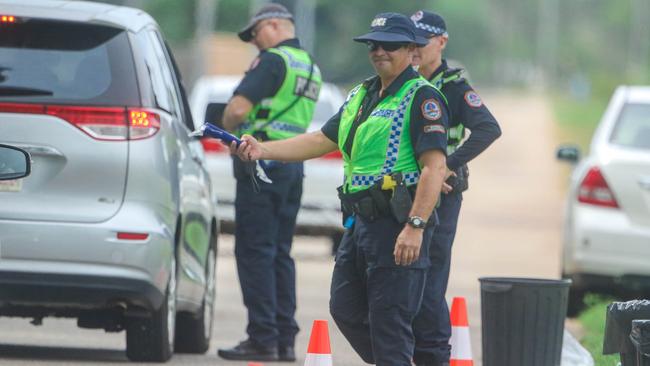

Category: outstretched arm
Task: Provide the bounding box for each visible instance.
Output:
[231,130,338,162]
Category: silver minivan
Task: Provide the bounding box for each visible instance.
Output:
[0,1,217,362]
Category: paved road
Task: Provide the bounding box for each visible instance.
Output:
[0,92,566,365]
[448,91,565,364]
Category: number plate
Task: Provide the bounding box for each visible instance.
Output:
[0,179,22,192]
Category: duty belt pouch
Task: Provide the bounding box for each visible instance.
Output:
[446,164,469,193]
[389,177,412,224]
[455,164,469,192]
[354,196,379,221]
[368,184,390,217]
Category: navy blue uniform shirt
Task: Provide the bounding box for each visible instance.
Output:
[430,59,501,170]
[233,38,301,104]
[321,66,448,158]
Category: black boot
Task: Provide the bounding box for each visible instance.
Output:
[217,339,279,361]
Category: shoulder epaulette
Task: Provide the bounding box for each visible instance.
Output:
[443,67,466,84]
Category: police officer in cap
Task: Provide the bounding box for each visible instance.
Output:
[231,12,450,366]
[409,10,501,366]
[217,3,322,362]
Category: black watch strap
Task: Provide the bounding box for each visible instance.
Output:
[407,215,426,229]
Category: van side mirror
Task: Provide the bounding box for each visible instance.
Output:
[0,144,31,181]
[556,145,581,163]
[204,102,227,128]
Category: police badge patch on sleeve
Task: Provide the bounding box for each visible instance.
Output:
[464,90,483,108]
[421,99,442,121]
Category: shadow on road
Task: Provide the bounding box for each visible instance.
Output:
[0,343,128,363]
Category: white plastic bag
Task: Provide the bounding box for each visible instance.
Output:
[562,329,595,366]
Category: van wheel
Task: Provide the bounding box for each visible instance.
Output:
[126,257,177,362]
[175,247,216,353]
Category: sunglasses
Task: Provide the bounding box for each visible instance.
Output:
[366,41,408,52]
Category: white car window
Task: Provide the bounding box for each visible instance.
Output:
[610,103,650,150]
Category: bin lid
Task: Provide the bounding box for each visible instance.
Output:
[479,277,572,288]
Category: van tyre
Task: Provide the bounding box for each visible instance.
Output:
[175,247,216,353]
[126,257,177,362]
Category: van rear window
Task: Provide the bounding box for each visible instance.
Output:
[0,19,138,106]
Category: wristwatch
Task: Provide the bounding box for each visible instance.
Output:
[407,215,426,229]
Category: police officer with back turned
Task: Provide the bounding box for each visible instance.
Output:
[231,12,449,366]
[410,10,502,366]
[217,3,322,362]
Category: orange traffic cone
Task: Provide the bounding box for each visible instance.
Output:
[304,319,332,366]
[449,297,473,366]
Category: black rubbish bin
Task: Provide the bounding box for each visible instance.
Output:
[631,320,650,366]
[479,277,571,366]
[604,300,650,366]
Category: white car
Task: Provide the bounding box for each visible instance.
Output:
[190,75,345,247]
[558,86,650,315]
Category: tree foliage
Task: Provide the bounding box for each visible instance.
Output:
[91,0,649,98]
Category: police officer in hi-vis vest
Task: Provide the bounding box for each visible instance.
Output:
[217,4,322,362]
[409,10,502,366]
[231,12,449,366]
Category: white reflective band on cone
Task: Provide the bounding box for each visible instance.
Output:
[303,353,333,366]
[450,325,473,359]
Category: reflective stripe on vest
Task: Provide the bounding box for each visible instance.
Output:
[240,120,307,135]
[350,171,420,187]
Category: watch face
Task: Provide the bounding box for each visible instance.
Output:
[409,216,425,228]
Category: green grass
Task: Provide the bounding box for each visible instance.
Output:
[578,294,620,366]
[552,95,608,152]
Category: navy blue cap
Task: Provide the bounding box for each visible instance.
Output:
[353,12,428,46]
[410,10,448,38]
[238,3,294,42]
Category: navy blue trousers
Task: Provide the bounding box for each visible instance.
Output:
[330,215,434,366]
[412,192,462,364]
[234,161,303,348]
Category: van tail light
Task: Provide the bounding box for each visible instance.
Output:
[577,166,619,208]
[0,103,160,141]
[321,150,342,160]
[128,108,160,140]
[201,138,228,153]
[47,105,128,140]
[1,15,16,23]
